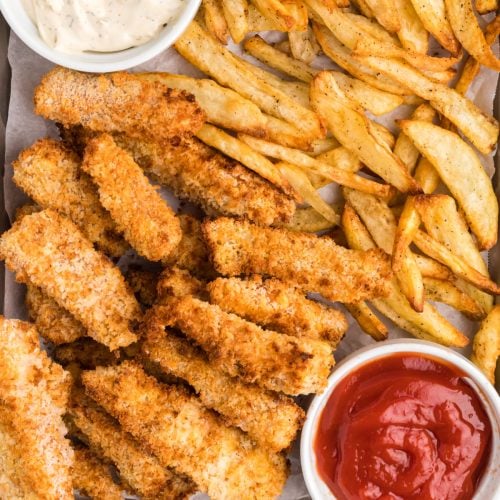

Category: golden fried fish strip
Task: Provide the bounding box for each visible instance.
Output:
[72,447,123,500]
[83,134,182,261]
[125,266,159,308]
[12,139,128,257]
[54,339,120,370]
[34,68,205,142]
[82,362,289,499]
[161,296,333,395]
[203,217,392,303]
[0,317,73,500]
[157,267,206,302]
[142,321,304,452]
[70,393,196,498]
[0,210,141,350]
[26,284,85,345]
[207,276,348,346]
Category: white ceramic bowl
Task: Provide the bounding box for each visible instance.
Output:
[301,339,500,500]
[0,0,201,72]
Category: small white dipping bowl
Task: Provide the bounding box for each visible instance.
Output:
[301,339,500,500]
[0,0,201,72]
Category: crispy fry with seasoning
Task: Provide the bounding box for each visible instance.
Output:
[34,68,205,142]
[82,361,289,499]
[0,210,141,350]
[207,276,348,346]
[156,267,206,302]
[70,392,196,499]
[159,296,333,394]
[203,218,392,303]
[142,318,304,452]
[12,138,127,257]
[0,317,73,499]
[82,134,182,261]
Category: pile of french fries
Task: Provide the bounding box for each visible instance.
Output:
[170,4,500,383]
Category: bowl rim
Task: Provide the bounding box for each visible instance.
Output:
[0,0,201,72]
[300,338,500,500]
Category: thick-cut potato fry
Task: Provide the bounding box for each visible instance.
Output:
[196,124,294,198]
[203,0,229,43]
[341,205,468,347]
[392,196,420,271]
[394,0,428,53]
[475,0,498,12]
[408,0,459,53]
[413,157,440,193]
[313,23,411,96]
[261,115,314,150]
[344,13,399,45]
[222,0,248,43]
[247,4,283,30]
[424,277,484,320]
[414,254,453,280]
[361,0,400,32]
[289,29,318,63]
[316,147,362,173]
[283,206,337,232]
[358,57,500,154]
[345,301,388,341]
[311,72,420,193]
[175,22,322,139]
[244,35,318,82]
[277,162,339,223]
[251,0,307,30]
[471,306,500,384]
[138,73,267,136]
[400,120,498,249]
[239,134,393,199]
[445,0,500,71]
[350,0,374,16]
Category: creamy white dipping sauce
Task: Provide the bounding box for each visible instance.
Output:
[23,0,185,54]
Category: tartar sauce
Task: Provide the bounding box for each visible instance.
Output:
[23,0,185,54]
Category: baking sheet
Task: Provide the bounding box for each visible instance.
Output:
[0,17,499,498]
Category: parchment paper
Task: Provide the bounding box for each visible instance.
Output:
[2,23,499,499]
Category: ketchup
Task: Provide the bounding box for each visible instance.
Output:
[314,354,492,500]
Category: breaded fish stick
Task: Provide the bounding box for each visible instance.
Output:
[70,393,196,499]
[203,217,392,303]
[142,321,304,452]
[26,284,85,345]
[208,276,348,346]
[0,317,73,499]
[125,266,159,308]
[0,210,141,350]
[157,267,206,302]
[72,446,123,500]
[61,126,296,226]
[83,134,182,261]
[12,139,128,257]
[82,362,288,499]
[35,68,205,142]
[54,339,120,370]
[160,296,333,394]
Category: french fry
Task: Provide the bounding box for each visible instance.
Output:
[203,0,229,43]
[413,157,440,193]
[309,137,341,155]
[239,134,393,198]
[394,0,429,53]
[251,0,307,30]
[341,204,468,347]
[316,147,362,172]
[471,306,500,384]
[345,301,388,341]
[244,35,318,82]
[283,206,338,232]
[247,4,283,30]
[310,72,420,193]
[408,0,459,54]
[475,0,498,13]
[358,57,499,154]
[196,124,295,198]
[444,0,500,71]
[222,0,249,43]
[262,114,315,150]
[400,120,498,249]
[414,254,453,280]
[175,21,323,140]
[138,73,268,138]
[289,29,318,64]
[277,162,340,223]
[350,0,374,16]
[344,14,400,45]
[392,196,420,272]
[313,23,411,96]
[423,277,484,320]
[359,0,400,32]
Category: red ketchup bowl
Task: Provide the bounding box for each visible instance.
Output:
[301,339,500,500]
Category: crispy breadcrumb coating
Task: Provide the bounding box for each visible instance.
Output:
[54,338,121,370]
[82,362,289,499]
[141,320,305,452]
[0,209,141,350]
[203,217,392,303]
[14,203,40,220]
[82,134,182,261]
[157,267,207,302]
[208,276,348,346]
[0,317,73,499]
[72,446,122,500]
[35,68,205,142]
[12,138,128,257]
[70,392,196,499]
[125,266,159,308]
[160,296,334,395]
